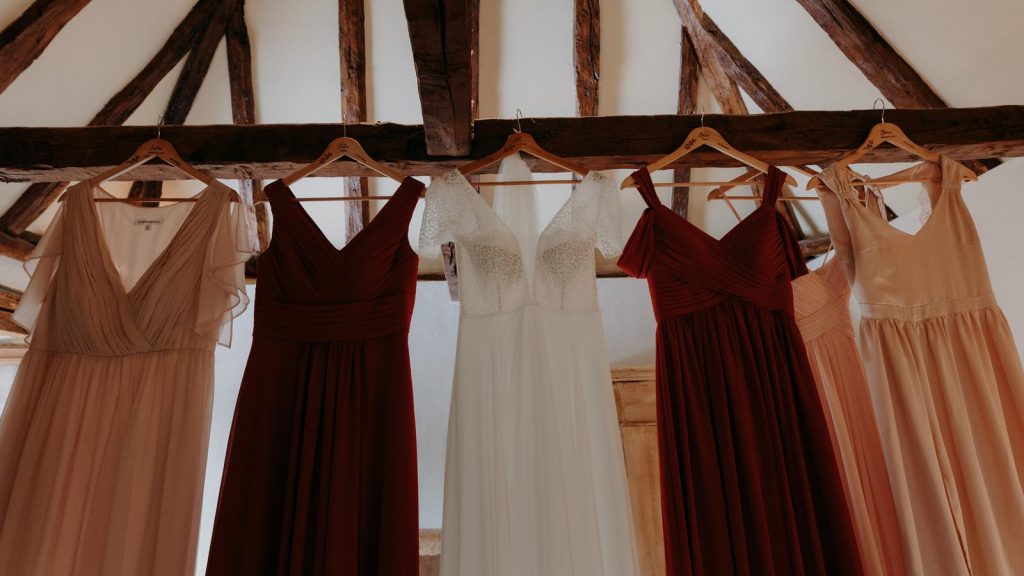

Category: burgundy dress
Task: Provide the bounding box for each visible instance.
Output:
[206,177,424,576]
[618,168,863,576]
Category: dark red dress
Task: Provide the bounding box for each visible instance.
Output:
[618,168,863,576]
[206,177,423,576]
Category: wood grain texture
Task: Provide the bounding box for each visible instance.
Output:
[672,28,700,219]
[574,0,600,117]
[699,14,792,113]
[794,0,945,109]
[403,0,474,155]
[672,0,746,114]
[339,0,369,240]
[0,0,92,94]
[612,367,665,576]
[1,107,1021,183]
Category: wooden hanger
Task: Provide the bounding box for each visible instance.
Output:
[458,111,589,185]
[282,135,405,189]
[78,137,240,203]
[806,101,977,191]
[619,123,797,190]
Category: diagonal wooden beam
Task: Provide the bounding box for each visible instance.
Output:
[794,0,944,109]
[129,0,237,203]
[226,0,267,251]
[339,0,369,242]
[0,0,92,95]
[402,0,474,156]
[672,27,700,218]
[671,0,746,114]
[0,0,222,237]
[698,15,792,113]
[574,0,600,117]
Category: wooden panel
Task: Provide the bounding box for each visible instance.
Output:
[574,0,600,117]
[403,0,474,155]
[1,107,1020,183]
[612,366,665,576]
[0,0,92,95]
[420,528,441,576]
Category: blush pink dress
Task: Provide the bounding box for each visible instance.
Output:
[819,158,1024,576]
[792,256,906,575]
[0,182,250,576]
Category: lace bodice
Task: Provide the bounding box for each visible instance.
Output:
[419,155,623,316]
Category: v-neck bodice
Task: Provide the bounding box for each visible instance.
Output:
[819,157,994,319]
[618,166,807,322]
[418,158,623,316]
[13,181,251,355]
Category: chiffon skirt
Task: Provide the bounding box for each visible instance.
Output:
[655,299,862,576]
[802,327,906,575]
[0,348,213,576]
[861,305,1024,576]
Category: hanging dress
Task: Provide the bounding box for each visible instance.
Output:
[206,177,424,576]
[419,155,640,576]
[617,167,863,576]
[0,182,250,576]
[792,255,906,575]
[818,158,1024,576]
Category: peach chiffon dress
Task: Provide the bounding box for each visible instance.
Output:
[819,158,1024,576]
[0,182,250,575]
[792,256,906,575]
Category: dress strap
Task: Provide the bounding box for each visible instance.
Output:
[761,166,786,206]
[630,167,662,208]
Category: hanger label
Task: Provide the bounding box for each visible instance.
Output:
[134,218,164,231]
[441,242,459,302]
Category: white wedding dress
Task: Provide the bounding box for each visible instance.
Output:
[419,155,640,576]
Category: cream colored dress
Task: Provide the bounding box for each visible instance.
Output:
[819,158,1024,576]
[0,183,250,575]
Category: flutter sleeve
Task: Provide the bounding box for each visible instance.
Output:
[12,193,68,340]
[591,171,625,258]
[418,171,467,259]
[196,194,256,347]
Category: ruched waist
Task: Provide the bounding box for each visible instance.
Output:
[652,284,793,322]
[859,293,997,322]
[254,294,414,342]
[796,297,854,342]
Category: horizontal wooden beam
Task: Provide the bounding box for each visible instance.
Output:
[0,106,1021,182]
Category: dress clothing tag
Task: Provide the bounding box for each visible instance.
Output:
[134,218,163,231]
[442,242,459,302]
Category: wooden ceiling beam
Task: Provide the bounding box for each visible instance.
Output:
[0,107,1021,184]
[794,0,944,109]
[0,0,92,95]
[0,0,223,237]
[672,0,746,114]
[402,0,474,156]
[698,15,792,113]
[339,0,369,242]
[129,0,237,204]
[226,0,267,251]
[672,28,701,219]
[574,0,600,117]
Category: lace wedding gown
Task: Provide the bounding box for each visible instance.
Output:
[419,155,640,576]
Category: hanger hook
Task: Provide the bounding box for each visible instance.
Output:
[342,108,348,138]
[514,108,524,133]
[156,113,164,140]
[698,104,705,128]
[873,97,886,123]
